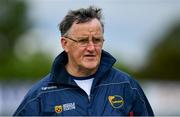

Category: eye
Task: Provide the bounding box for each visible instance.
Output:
[78,38,88,44]
[93,38,102,43]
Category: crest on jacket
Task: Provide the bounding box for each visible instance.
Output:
[108,95,124,108]
[54,102,76,113]
[55,105,63,113]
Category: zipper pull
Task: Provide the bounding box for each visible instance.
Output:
[88,95,91,101]
[129,111,134,117]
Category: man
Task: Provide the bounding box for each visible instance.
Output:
[13,6,154,116]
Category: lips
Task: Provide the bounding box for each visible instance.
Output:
[84,55,96,60]
[84,55,96,57]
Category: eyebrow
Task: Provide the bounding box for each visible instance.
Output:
[76,35,103,39]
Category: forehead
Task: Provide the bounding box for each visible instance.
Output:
[69,19,103,36]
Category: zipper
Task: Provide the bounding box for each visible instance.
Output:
[88,95,91,101]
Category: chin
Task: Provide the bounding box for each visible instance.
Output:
[83,62,98,70]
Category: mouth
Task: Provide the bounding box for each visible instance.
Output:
[84,54,96,57]
[84,54,96,59]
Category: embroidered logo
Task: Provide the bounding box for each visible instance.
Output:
[108,95,124,108]
[55,102,76,113]
[63,102,76,111]
[55,105,63,113]
[41,86,57,91]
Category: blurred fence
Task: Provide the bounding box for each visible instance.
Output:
[0,80,180,115]
[0,81,33,115]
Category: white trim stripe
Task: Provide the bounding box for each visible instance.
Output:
[95,81,146,105]
[16,88,77,115]
[16,81,147,115]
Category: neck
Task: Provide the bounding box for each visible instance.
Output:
[65,63,97,77]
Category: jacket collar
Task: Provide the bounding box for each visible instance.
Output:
[51,50,116,86]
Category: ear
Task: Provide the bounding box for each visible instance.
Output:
[61,37,69,53]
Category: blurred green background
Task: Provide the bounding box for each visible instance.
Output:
[0,0,180,115]
[0,0,51,81]
[0,0,180,81]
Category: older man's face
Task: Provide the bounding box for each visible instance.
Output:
[62,19,104,76]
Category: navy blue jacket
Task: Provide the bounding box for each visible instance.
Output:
[13,50,154,116]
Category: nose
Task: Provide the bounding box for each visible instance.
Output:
[86,40,95,51]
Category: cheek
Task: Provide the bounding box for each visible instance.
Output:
[97,48,102,56]
[97,49,103,61]
[72,48,84,59]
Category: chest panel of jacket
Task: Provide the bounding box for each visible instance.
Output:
[39,82,134,116]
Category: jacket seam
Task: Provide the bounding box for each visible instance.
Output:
[95,81,146,104]
[15,87,77,115]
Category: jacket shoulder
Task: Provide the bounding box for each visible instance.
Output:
[109,67,136,83]
[108,67,145,93]
[26,74,52,98]
[13,74,53,115]
[108,68,154,116]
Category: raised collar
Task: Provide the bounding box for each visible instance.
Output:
[51,50,116,86]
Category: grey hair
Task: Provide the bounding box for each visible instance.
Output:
[59,6,104,36]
